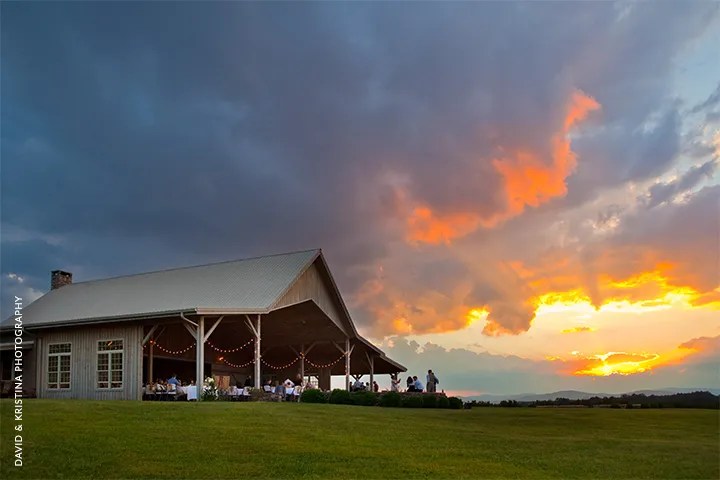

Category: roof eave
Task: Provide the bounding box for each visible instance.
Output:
[1,308,200,332]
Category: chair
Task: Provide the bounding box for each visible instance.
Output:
[167,383,177,401]
[143,385,154,401]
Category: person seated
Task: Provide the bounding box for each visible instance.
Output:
[283,379,295,400]
[144,383,154,399]
[406,376,415,392]
[413,376,424,393]
[167,374,179,386]
[273,381,284,401]
[293,385,302,402]
[263,379,274,393]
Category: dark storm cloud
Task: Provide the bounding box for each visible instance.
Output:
[1,2,718,333]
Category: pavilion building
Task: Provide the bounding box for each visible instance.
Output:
[0,249,405,400]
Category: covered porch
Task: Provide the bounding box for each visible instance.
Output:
[140,299,404,399]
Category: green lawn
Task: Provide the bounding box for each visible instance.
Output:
[1,400,718,479]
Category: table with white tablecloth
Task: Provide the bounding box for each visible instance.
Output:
[176,385,198,400]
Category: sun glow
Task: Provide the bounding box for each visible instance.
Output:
[466,308,489,324]
[574,351,661,376]
[533,269,717,317]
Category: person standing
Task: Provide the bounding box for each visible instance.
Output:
[390,374,401,392]
[426,369,439,393]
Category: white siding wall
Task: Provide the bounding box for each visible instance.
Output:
[37,323,143,400]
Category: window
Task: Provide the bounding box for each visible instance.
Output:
[48,343,71,389]
[97,339,123,389]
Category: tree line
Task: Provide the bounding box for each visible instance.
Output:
[465,391,719,409]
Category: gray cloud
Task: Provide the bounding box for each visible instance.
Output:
[643,159,718,209]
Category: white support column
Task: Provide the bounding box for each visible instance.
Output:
[291,344,312,383]
[345,338,351,391]
[195,316,205,398]
[365,352,374,392]
[254,314,261,388]
[333,340,355,391]
[300,344,305,381]
[148,341,154,384]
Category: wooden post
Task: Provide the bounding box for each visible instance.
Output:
[196,316,205,399]
[319,367,331,391]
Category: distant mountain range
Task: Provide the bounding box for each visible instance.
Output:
[466,387,720,403]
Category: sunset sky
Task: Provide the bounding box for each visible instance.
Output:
[2,2,718,395]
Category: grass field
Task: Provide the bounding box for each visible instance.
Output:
[1,400,718,479]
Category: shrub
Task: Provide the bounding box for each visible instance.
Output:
[249,388,265,402]
[351,391,378,406]
[329,389,353,405]
[300,389,327,404]
[436,395,450,409]
[422,394,438,408]
[448,397,463,409]
[379,391,402,408]
[402,395,423,408]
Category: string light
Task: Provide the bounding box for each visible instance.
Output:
[146,340,196,355]
[261,356,301,370]
[207,338,254,353]
[222,358,255,368]
[143,339,348,370]
[303,352,346,369]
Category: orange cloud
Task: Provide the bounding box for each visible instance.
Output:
[679,335,720,355]
[564,90,602,131]
[406,207,482,245]
[405,89,600,245]
[492,90,600,219]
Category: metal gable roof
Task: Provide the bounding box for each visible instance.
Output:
[7,249,320,329]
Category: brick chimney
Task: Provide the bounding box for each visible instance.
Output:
[51,270,73,290]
